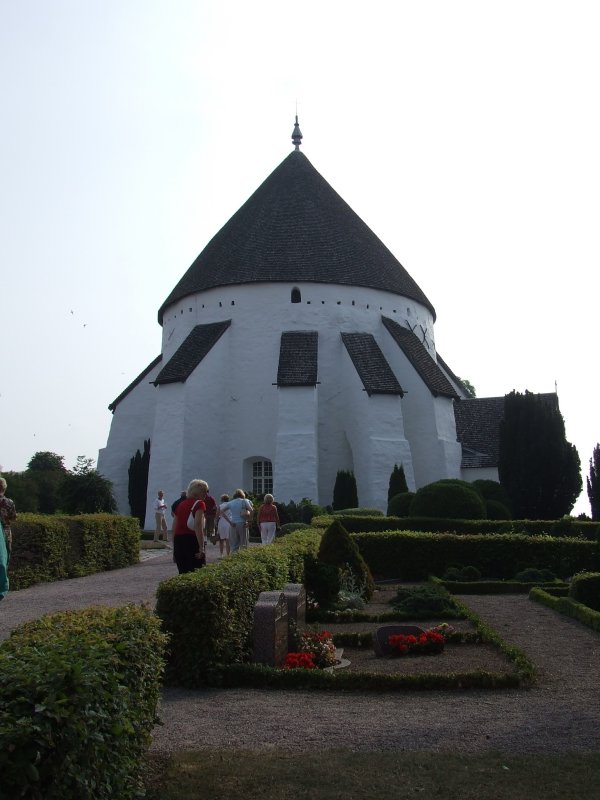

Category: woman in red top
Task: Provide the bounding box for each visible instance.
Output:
[173,479,207,573]
[257,493,280,545]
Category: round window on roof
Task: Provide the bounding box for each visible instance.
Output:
[291,287,301,303]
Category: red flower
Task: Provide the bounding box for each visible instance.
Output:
[283,652,316,670]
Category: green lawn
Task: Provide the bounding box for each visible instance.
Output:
[144,750,600,800]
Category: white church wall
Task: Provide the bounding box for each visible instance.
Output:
[102,280,446,517]
[274,387,319,504]
[144,383,187,530]
[433,395,463,478]
[332,335,415,511]
[461,466,499,483]
[381,346,453,488]
[97,358,162,516]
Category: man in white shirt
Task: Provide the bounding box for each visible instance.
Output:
[153,489,168,542]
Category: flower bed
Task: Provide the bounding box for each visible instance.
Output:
[285,630,337,669]
[388,629,445,656]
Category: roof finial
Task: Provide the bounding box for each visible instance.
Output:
[291,114,303,150]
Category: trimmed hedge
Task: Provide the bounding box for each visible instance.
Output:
[352,531,599,581]
[311,515,600,540]
[10,514,140,590]
[0,605,167,799]
[156,530,321,687]
[431,575,569,595]
[569,571,600,611]
[410,481,486,520]
[387,492,415,518]
[334,507,384,517]
[217,663,525,691]
[530,587,600,633]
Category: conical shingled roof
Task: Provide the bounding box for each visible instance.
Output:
[158,150,435,324]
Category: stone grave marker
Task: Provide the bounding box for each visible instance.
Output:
[253,591,288,667]
[283,583,306,626]
[373,624,425,658]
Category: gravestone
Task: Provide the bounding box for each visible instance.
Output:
[253,591,288,667]
[373,624,425,658]
[283,583,306,626]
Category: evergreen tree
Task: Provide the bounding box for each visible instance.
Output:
[332,470,358,510]
[387,463,408,503]
[586,443,600,521]
[498,391,581,519]
[128,439,150,526]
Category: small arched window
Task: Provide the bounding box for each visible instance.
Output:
[291,287,301,303]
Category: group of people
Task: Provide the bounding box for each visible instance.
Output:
[0,473,281,593]
[155,482,281,575]
[0,477,17,601]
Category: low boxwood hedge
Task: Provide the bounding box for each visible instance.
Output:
[216,663,525,691]
[10,514,140,590]
[569,571,600,611]
[155,530,322,687]
[311,515,600,540]
[0,605,167,800]
[431,575,570,595]
[529,587,600,633]
[352,531,598,581]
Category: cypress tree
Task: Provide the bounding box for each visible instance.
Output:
[387,463,408,503]
[498,391,581,519]
[332,470,358,510]
[128,439,151,526]
[586,443,600,521]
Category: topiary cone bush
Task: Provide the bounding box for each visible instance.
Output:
[409,480,487,520]
[317,519,374,600]
[387,491,415,517]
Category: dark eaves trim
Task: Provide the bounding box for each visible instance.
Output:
[108,354,163,413]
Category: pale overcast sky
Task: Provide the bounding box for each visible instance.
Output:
[1,1,598,513]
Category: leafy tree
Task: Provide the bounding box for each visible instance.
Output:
[25,451,67,513]
[457,378,476,397]
[498,391,582,519]
[586,443,600,521]
[27,451,66,473]
[387,463,408,503]
[0,471,39,512]
[72,455,95,475]
[332,470,358,511]
[61,457,117,514]
[128,439,150,526]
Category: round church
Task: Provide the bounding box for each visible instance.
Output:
[98,119,501,528]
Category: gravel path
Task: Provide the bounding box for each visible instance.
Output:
[1,552,599,755]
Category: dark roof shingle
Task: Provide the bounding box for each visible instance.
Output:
[154,321,231,385]
[454,396,505,468]
[277,331,318,386]
[341,333,404,396]
[382,316,458,399]
[158,151,435,324]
